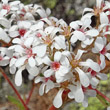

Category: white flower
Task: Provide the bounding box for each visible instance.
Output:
[43,51,70,83]
[92,37,110,60]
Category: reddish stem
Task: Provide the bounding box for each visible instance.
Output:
[25,83,35,104]
[49,105,57,110]
[0,67,29,110]
[89,86,110,103]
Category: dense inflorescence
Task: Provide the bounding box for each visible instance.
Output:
[0,0,110,109]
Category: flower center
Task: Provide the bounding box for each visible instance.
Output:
[70,59,80,69]
[19,29,26,36]
[2,4,10,13]
[77,28,85,33]
[26,48,36,58]
[51,62,60,71]
[36,33,42,38]
[100,46,107,55]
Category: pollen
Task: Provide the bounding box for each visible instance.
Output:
[70,59,80,69]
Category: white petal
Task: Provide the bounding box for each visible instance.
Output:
[91,77,99,86]
[45,80,54,93]
[43,56,52,65]
[39,83,45,96]
[75,84,84,102]
[15,67,25,86]
[80,59,100,72]
[100,12,109,24]
[10,66,16,74]
[75,49,86,60]
[74,31,85,41]
[75,67,89,87]
[34,76,44,83]
[33,44,46,57]
[26,65,39,76]
[24,37,33,48]
[12,38,22,44]
[53,89,64,108]
[0,59,9,66]
[105,53,110,60]
[100,54,105,70]
[86,29,99,37]
[0,28,11,43]
[15,57,27,67]
[54,51,61,62]
[28,57,36,67]
[106,43,110,50]
[70,35,78,44]
[97,73,107,80]
[0,18,11,28]
[44,69,54,77]
[70,21,79,29]
[9,31,19,38]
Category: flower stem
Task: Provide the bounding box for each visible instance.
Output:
[49,105,58,110]
[25,83,35,104]
[0,67,29,110]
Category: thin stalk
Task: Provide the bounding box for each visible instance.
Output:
[0,67,29,110]
[25,83,35,104]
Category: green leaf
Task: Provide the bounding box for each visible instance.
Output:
[7,95,25,110]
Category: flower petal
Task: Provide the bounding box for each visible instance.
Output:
[53,89,64,108]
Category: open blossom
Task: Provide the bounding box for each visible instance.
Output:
[70,18,99,48]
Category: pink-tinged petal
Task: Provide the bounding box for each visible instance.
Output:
[43,56,52,65]
[97,73,107,80]
[106,43,110,50]
[54,35,66,49]
[53,89,64,108]
[86,29,99,37]
[74,31,85,41]
[34,76,44,84]
[33,44,46,57]
[75,49,86,60]
[39,83,45,96]
[26,65,39,76]
[12,38,22,44]
[91,77,99,86]
[0,28,11,43]
[45,80,54,93]
[70,35,78,44]
[44,69,54,77]
[100,12,109,24]
[24,37,33,48]
[80,59,100,72]
[28,57,36,67]
[100,54,105,70]
[75,67,89,87]
[105,53,110,60]
[75,83,84,102]
[15,56,27,67]
[15,67,25,86]
[54,51,61,62]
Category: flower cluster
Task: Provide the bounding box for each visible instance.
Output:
[0,0,110,108]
